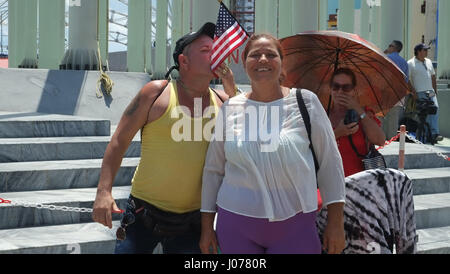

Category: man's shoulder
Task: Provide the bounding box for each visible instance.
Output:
[140,80,170,99]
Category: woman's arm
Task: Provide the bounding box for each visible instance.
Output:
[334,93,386,146]
[308,91,346,254]
[359,110,386,146]
[200,108,227,254]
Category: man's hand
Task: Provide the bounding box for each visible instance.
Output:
[92,190,121,229]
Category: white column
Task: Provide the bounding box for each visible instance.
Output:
[438,0,450,78]
[338,0,355,33]
[360,0,370,40]
[278,0,293,38]
[191,0,219,31]
[292,0,319,33]
[8,0,38,68]
[319,0,329,31]
[182,0,192,34]
[127,0,151,72]
[369,4,381,47]
[255,0,278,37]
[154,0,168,79]
[380,0,404,52]
[61,0,99,70]
[98,0,109,69]
[425,0,438,60]
[38,0,65,69]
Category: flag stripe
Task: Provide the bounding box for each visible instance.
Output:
[212,22,240,51]
[211,31,247,70]
[211,2,249,72]
[211,30,247,67]
[212,25,244,60]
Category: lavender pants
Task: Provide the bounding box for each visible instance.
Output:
[216,207,321,254]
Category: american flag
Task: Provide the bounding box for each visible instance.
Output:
[211,2,249,72]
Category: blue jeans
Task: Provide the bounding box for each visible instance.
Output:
[417,91,440,135]
[114,197,201,254]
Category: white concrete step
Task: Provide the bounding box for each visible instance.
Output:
[380,142,450,169]
[0,186,130,229]
[417,226,450,254]
[0,112,110,138]
[404,167,450,195]
[0,221,120,254]
[414,192,450,230]
[0,136,141,163]
[0,158,139,192]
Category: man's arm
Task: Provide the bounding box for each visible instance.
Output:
[92,80,168,228]
[432,75,437,95]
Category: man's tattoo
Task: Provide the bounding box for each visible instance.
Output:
[126,94,140,116]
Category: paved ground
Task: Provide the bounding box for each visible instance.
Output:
[436,137,450,147]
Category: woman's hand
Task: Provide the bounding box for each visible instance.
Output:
[199,212,219,254]
[334,120,359,139]
[199,227,219,254]
[215,62,237,98]
[322,203,346,254]
[333,93,364,114]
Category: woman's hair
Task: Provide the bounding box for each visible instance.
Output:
[242,33,284,62]
[330,68,357,87]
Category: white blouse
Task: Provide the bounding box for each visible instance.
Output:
[201,89,345,222]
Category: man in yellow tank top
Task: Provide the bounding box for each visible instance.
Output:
[92,22,237,254]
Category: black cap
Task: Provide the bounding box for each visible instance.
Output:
[165,22,216,79]
[414,43,431,52]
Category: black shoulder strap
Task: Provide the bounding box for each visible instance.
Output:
[348,135,365,158]
[296,89,319,175]
[210,87,225,103]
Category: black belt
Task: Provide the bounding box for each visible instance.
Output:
[132,196,201,237]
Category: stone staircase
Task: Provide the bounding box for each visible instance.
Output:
[437,79,450,93]
[0,112,450,254]
[0,112,139,254]
[382,142,450,254]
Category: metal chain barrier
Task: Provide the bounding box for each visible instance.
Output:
[0,198,124,214]
[405,133,450,161]
[0,199,94,213]
[377,133,401,151]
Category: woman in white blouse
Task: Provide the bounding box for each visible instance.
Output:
[199,34,346,254]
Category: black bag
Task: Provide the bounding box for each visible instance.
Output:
[349,135,387,170]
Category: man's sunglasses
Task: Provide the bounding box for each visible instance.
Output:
[331,83,354,92]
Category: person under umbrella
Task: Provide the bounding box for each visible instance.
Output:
[280,31,410,117]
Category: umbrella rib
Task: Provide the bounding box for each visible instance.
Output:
[284,47,336,56]
[350,50,404,105]
[305,35,341,57]
[287,50,337,78]
[283,35,337,57]
[343,49,407,83]
[345,57,386,115]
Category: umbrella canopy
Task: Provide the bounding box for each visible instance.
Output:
[280,31,410,116]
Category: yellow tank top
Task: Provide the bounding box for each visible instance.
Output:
[130,80,220,213]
